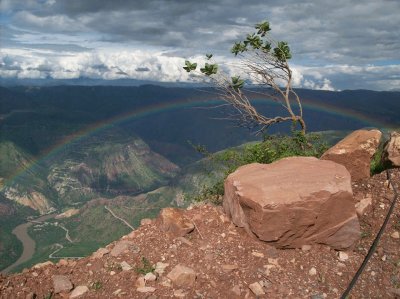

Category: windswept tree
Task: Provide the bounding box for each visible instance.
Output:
[184,20,306,134]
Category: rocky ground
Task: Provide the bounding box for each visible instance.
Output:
[1,169,400,299]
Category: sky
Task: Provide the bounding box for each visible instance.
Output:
[0,0,399,91]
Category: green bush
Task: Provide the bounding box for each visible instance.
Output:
[187,131,328,204]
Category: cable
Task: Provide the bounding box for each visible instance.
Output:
[341,169,398,298]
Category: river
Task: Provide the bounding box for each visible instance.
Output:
[1,213,56,274]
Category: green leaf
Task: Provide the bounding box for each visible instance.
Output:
[200,63,218,76]
[231,42,247,56]
[273,41,292,61]
[231,76,245,91]
[262,41,271,53]
[244,33,262,49]
[255,21,271,37]
[183,60,197,72]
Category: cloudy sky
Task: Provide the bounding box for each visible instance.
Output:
[0,0,399,90]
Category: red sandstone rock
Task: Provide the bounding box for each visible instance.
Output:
[167,264,196,288]
[223,157,360,249]
[382,131,400,167]
[158,208,194,237]
[321,129,382,181]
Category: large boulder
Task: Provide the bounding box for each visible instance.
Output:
[223,157,360,249]
[320,129,382,181]
[382,131,400,167]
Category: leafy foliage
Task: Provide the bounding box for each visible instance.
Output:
[135,257,155,274]
[183,60,197,72]
[186,132,328,204]
[200,63,218,76]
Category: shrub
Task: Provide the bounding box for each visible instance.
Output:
[186,131,328,204]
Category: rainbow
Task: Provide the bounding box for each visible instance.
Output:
[1,96,394,188]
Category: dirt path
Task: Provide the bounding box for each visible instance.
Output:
[1,214,55,274]
[104,205,135,230]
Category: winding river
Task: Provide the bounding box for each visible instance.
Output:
[1,213,56,274]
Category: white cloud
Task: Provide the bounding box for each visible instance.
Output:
[0,46,399,91]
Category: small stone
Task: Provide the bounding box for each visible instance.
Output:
[32,272,38,277]
[57,259,69,266]
[309,267,317,276]
[110,271,116,276]
[220,214,230,223]
[136,277,146,288]
[137,287,156,293]
[144,272,157,282]
[231,285,241,296]
[167,264,196,288]
[52,275,73,294]
[91,247,110,259]
[371,271,376,276]
[382,255,387,261]
[110,240,137,257]
[33,261,53,269]
[338,251,349,261]
[355,197,372,216]
[160,278,172,287]
[221,264,239,272]
[380,203,385,209]
[337,262,346,268]
[221,233,226,238]
[155,262,169,276]
[25,292,36,299]
[249,282,265,296]
[140,218,153,226]
[120,261,132,271]
[267,258,279,266]
[113,289,122,295]
[391,231,400,239]
[159,208,194,237]
[173,289,186,298]
[70,286,89,298]
[176,236,193,246]
[252,251,264,258]
[301,245,312,251]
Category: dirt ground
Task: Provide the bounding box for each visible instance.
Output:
[0,169,399,299]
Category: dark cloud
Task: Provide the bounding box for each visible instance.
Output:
[135,67,150,72]
[1,0,399,89]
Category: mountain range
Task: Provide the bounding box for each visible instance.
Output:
[0,84,399,272]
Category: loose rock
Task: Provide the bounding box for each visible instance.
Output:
[338,251,349,262]
[167,264,196,288]
[159,208,195,237]
[120,261,132,271]
[137,286,156,293]
[155,262,169,276]
[110,240,137,257]
[355,197,373,217]
[309,267,317,276]
[144,272,157,282]
[249,282,265,296]
[52,275,73,294]
[382,131,400,167]
[321,129,382,181]
[91,247,110,259]
[69,285,89,298]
